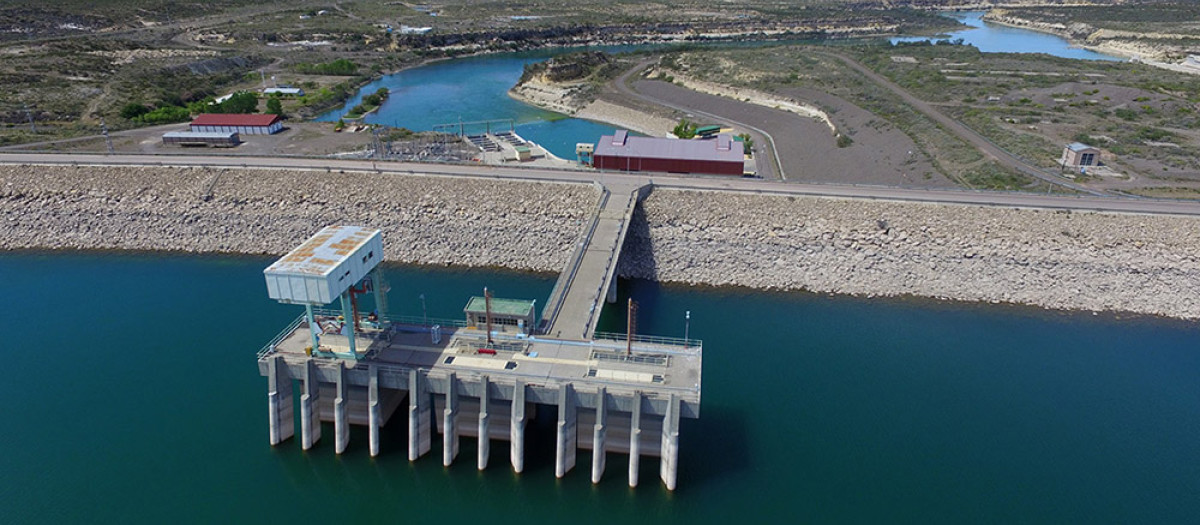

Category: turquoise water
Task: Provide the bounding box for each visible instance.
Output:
[892,11,1124,61]
[314,49,633,158]
[2,252,1199,523]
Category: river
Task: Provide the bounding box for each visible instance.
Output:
[319,11,1122,159]
[891,11,1123,62]
[313,48,633,159]
[2,252,1198,523]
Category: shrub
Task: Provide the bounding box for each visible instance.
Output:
[672,119,697,139]
[294,59,358,76]
[211,91,258,114]
[1114,108,1138,121]
[119,103,149,120]
[134,105,190,125]
[1136,127,1174,142]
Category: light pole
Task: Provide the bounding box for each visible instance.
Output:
[684,310,691,348]
[420,293,428,328]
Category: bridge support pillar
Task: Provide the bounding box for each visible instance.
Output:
[334,363,349,454]
[368,365,380,457]
[409,369,431,461]
[478,375,490,471]
[301,359,321,450]
[556,383,577,478]
[268,356,294,445]
[629,391,642,488]
[592,387,607,484]
[660,394,681,491]
[443,373,459,466]
[606,277,618,304]
[511,380,527,473]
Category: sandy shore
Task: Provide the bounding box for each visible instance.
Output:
[508,79,675,137]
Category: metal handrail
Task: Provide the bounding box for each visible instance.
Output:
[541,185,610,333]
[593,330,702,349]
[256,314,306,359]
[360,358,699,396]
[581,188,641,337]
[311,308,468,328]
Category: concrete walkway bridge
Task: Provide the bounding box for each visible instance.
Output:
[255,183,700,491]
[541,182,649,340]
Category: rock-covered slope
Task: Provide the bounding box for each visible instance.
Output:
[620,188,1200,319]
[0,165,597,272]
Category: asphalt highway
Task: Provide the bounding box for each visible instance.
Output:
[4,152,1200,216]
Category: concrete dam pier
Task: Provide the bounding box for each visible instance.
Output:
[256,183,701,490]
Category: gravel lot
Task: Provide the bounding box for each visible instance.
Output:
[633,80,951,187]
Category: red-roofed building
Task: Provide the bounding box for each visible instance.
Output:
[593,130,745,175]
[189,113,283,135]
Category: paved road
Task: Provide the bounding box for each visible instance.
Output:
[611,60,783,181]
[4,152,1200,216]
[613,54,1103,196]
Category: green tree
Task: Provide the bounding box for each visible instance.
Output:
[134,106,191,125]
[673,118,697,139]
[214,92,258,114]
[119,103,149,120]
[266,97,284,116]
[737,133,754,154]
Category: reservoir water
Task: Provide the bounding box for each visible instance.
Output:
[891,11,1124,62]
[3,252,1199,523]
[4,12,1183,523]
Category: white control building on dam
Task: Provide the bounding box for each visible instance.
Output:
[255,182,701,490]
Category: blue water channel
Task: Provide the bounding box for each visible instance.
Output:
[315,48,638,158]
[892,11,1124,61]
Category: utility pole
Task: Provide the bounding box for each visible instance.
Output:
[23,103,35,133]
[484,287,494,346]
[100,118,114,154]
[626,298,638,357]
[372,127,382,163]
[684,310,690,348]
[420,293,428,328]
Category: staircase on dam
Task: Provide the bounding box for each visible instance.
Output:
[540,182,647,340]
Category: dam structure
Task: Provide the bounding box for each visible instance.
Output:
[255,183,701,490]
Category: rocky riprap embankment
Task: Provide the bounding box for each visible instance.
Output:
[619,189,1200,319]
[7,165,1200,319]
[0,165,596,272]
